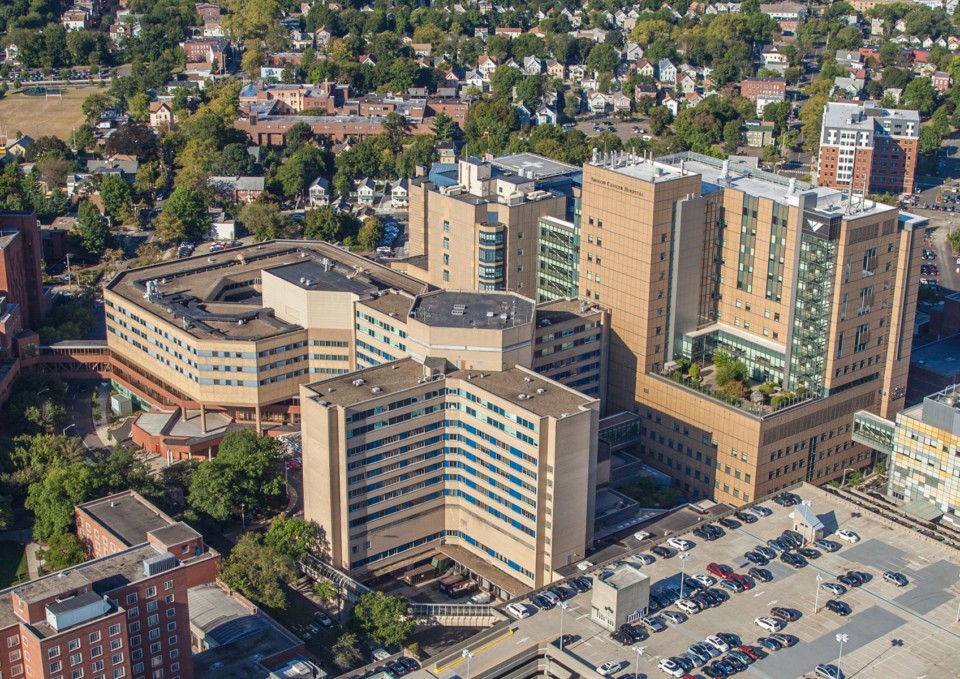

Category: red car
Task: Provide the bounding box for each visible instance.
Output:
[727,572,754,590]
[286,459,302,470]
[737,646,762,661]
[707,563,734,578]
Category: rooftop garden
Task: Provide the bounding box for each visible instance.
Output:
[662,352,813,415]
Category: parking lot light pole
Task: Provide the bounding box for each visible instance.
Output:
[836,633,849,668]
[633,645,646,679]
[462,650,474,679]
[679,553,690,598]
[559,602,569,650]
[814,574,823,613]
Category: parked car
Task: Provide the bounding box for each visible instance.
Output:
[667,537,694,551]
[641,615,667,633]
[596,661,621,676]
[694,574,717,586]
[883,571,908,587]
[836,529,860,543]
[633,553,656,565]
[748,567,773,583]
[706,563,733,578]
[735,511,758,524]
[737,645,762,661]
[754,617,785,633]
[720,578,744,593]
[652,545,675,558]
[744,551,768,566]
[719,517,741,529]
[755,546,777,560]
[815,664,845,679]
[770,607,800,622]
[657,658,684,677]
[797,547,822,560]
[704,635,730,653]
[748,505,772,517]
[825,600,852,616]
[821,582,847,596]
[756,637,783,652]
[506,602,530,618]
[677,599,701,615]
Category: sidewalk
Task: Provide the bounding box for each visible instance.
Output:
[0,529,42,581]
[91,382,113,448]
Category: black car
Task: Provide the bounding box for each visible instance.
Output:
[703,524,725,538]
[771,607,801,622]
[724,655,747,672]
[551,634,576,648]
[550,586,574,601]
[781,530,804,547]
[398,658,419,672]
[570,577,591,593]
[825,600,852,616]
[705,588,729,604]
[652,545,675,558]
[744,551,768,566]
[621,624,648,642]
[683,576,705,591]
[780,552,807,568]
[757,637,783,652]
[609,630,631,645]
[749,567,773,583]
[719,517,741,529]
[531,594,554,609]
[735,511,758,524]
[387,660,409,676]
[717,632,741,647]
[694,527,717,541]
[847,571,869,585]
[797,547,822,560]
[837,574,859,587]
[702,666,724,679]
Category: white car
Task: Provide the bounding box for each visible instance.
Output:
[506,602,530,619]
[836,529,861,543]
[705,635,730,653]
[657,659,684,677]
[596,661,621,676]
[633,553,656,565]
[667,537,694,551]
[755,616,785,633]
[693,574,716,587]
[677,599,701,615]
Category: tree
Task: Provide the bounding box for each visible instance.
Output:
[240,201,295,241]
[105,122,160,161]
[356,217,384,252]
[901,78,938,115]
[303,206,353,242]
[649,106,672,136]
[155,187,210,244]
[352,591,416,648]
[919,126,943,155]
[947,228,960,254]
[25,461,95,540]
[382,112,411,152]
[331,632,363,670]
[187,430,284,522]
[431,111,455,141]
[713,350,748,386]
[82,92,111,124]
[723,120,742,152]
[763,100,790,134]
[285,122,314,154]
[263,516,325,561]
[586,42,620,73]
[99,173,132,223]
[214,143,256,176]
[218,533,296,610]
[75,201,111,254]
[40,532,88,571]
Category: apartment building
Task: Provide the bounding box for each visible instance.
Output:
[816,102,919,195]
[0,521,219,679]
[75,491,181,560]
[406,154,581,293]
[577,150,923,505]
[104,240,608,432]
[739,77,787,102]
[300,356,599,597]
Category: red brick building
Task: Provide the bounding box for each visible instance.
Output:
[0,524,219,679]
[76,490,181,560]
[234,113,429,145]
[816,102,919,195]
[740,77,787,102]
[0,212,45,328]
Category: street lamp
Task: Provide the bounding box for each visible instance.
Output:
[679,553,690,599]
[632,645,646,679]
[841,468,856,487]
[462,649,474,679]
[559,601,569,650]
[63,423,77,436]
[836,633,849,668]
[241,502,246,530]
[814,574,824,613]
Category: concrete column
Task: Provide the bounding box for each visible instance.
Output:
[200,404,207,434]
[255,405,262,434]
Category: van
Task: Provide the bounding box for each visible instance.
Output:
[506,602,530,619]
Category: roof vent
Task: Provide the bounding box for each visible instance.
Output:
[536,387,545,394]
[371,387,382,393]
[518,393,528,400]
[352,379,366,386]
[524,376,533,382]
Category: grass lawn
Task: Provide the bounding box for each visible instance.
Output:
[0,86,107,141]
[0,541,28,588]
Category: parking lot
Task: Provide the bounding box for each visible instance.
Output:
[426,484,960,679]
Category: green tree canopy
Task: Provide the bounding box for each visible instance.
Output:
[218,532,296,610]
[187,430,284,522]
[352,591,416,648]
[40,532,89,571]
[155,187,210,244]
[76,200,111,254]
[263,515,326,561]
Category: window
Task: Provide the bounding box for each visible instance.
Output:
[49,647,62,659]
[168,636,178,647]
[145,587,157,598]
[149,630,160,641]
[442,270,449,282]
[72,670,84,679]
[50,661,63,673]
[146,601,158,613]
[164,595,174,604]
[112,669,125,679]
[166,621,177,632]
[442,237,449,249]
[125,593,138,606]
[89,632,101,644]
[127,607,139,619]
[70,652,82,666]
[110,640,122,652]
[130,636,141,648]
[109,625,121,637]
[111,654,123,665]
[169,649,179,659]
[92,660,104,672]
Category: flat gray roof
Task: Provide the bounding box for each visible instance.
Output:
[409,291,535,329]
[491,153,579,180]
[265,259,379,296]
[911,335,960,378]
[78,492,173,549]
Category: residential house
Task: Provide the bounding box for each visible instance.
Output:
[535,104,558,125]
[742,120,776,147]
[932,71,952,93]
[756,94,785,116]
[634,84,657,103]
[290,31,313,50]
[61,8,89,30]
[657,59,677,84]
[569,64,587,82]
[546,59,566,80]
[308,176,331,206]
[208,176,266,203]
[610,91,631,112]
[315,26,332,49]
[833,76,864,98]
[148,101,175,131]
[495,27,522,39]
[586,90,609,114]
[835,49,863,69]
[4,136,33,157]
[514,101,532,126]
[524,55,544,75]
[465,70,486,90]
[624,42,644,61]
[760,44,789,71]
[677,73,697,94]
[759,1,805,36]
[634,58,655,79]
[662,93,680,117]
[391,178,408,208]
[477,54,498,76]
[356,177,377,205]
[437,141,456,163]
